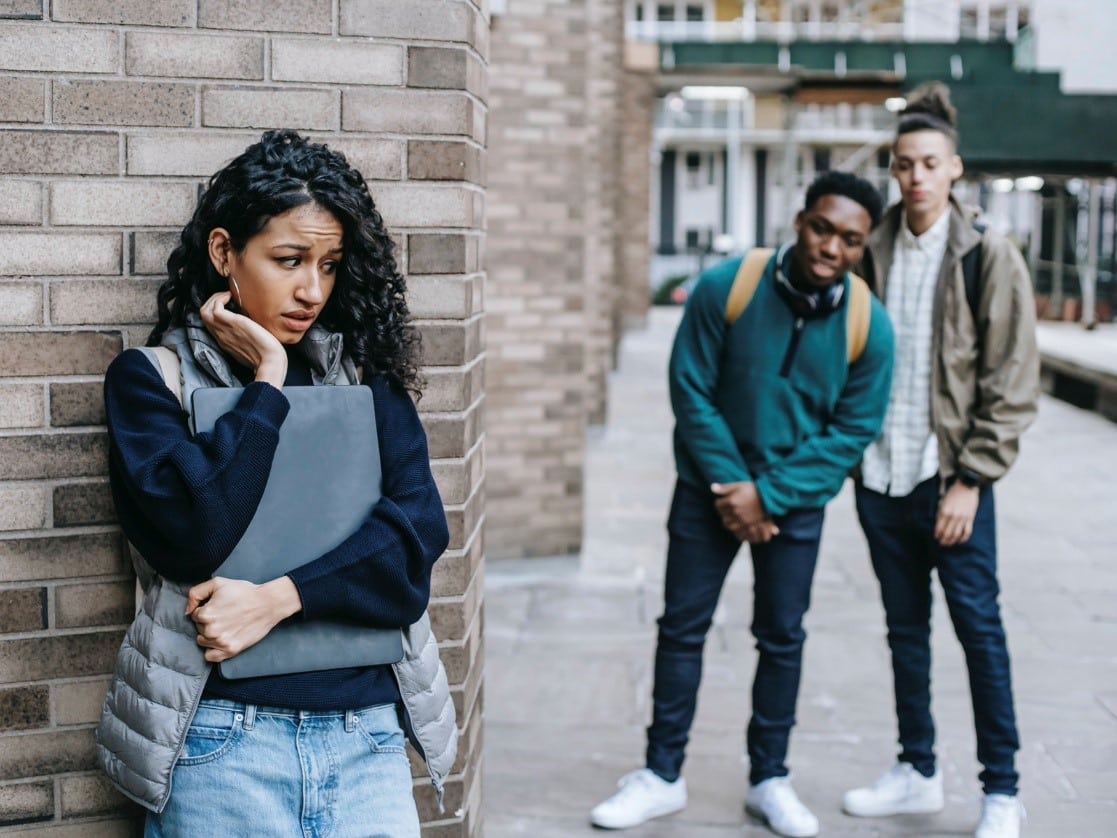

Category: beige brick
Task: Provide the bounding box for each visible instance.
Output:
[0,0,41,19]
[407,276,472,319]
[0,632,120,684]
[408,140,482,182]
[0,77,44,122]
[341,0,473,42]
[310,136,402,181]
[0,180,42,224]
[343,89,472,136]
[50,182,195,227]
[408,46,471,90]
[0,587,46,632]
[0,686,50,733]
[421,358,483,412]
[0,727,98,778]
[422,401,482,460]
[50,382,107,428]
[372,184,478,229]
[272,39,403,86]
[126,31,263,80]
[199,0,331,33]
[1,234,120,277]
[130,231,180,274]
[203,86,336,130]
[417,315,482,366]
[0,331,121,376]
[0,485,47,531]
[52,481,115,528]
[53,80,194,128]
[55,581,133,629]
[0,781,52,827]
[0,383,45,429]
[0,533,125,583]
[408,234,470,275]
[0,433,108,480]
[126,132,252,177]
[50,279,162,325]
[53,678,112,726]
[0,819,136,838]
[0,25,117,73]
[0,283,44,326]
[53,0,194,25]
[59,773,130,818]
[0,130,117,175]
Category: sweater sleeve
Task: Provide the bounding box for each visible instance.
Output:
[104,348,290,582]
[285,376,449,630]
[753,300,895,515]
[668,262,754,486]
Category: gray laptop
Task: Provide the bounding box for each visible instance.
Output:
[191,385,404,679]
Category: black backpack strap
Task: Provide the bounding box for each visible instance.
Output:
[961,222,986,322]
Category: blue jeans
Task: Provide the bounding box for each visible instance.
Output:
[855,477,1020,795]
[147,699,420,838]
[646,480,824,786]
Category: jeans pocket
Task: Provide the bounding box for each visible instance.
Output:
[355,703,407,755]
[176,702,244,766]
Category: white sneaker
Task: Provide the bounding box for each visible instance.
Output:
[976,794,1025,838]
[842,762,945,817]
[744,777,820,838]
[590,768,687,829]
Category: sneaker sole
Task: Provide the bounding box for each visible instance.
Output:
[841,800,945,818]
[744,803,820,838]
[590,800,686,830]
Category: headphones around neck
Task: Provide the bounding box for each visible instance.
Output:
[772,242,846,318]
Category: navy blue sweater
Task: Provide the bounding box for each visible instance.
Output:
[104,347,450,710]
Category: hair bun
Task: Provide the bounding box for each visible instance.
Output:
[901,82,957,128]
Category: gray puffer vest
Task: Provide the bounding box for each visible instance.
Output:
[95,319,458,813]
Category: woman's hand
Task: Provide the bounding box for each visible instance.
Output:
[199,291,288,389]
[185,576,303,663]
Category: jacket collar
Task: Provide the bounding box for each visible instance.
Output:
[868,196,982,295]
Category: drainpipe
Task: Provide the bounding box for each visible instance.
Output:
[1082,179,1100,329]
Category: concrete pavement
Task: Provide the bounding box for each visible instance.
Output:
[484,306,1117,837]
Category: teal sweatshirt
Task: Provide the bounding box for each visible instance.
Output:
[669,251,894,515]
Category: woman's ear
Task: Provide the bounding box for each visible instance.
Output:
[207,228,232,278]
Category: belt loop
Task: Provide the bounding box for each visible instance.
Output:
[345,709,356,733]
[243,703,257,731]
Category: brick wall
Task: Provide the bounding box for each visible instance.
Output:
[0,3,485,836]
[484,0,626,558]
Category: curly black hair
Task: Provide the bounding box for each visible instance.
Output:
[804,169,884,227]
[149,129,421,395]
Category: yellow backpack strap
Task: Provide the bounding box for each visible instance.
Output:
[845,273,871,364]
[725,248,774,325]
[141,346,183,408]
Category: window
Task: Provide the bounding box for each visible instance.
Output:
[685,4,703,22]
[685,151,702,188]
[657,3,674,21]
[685,228,701,249]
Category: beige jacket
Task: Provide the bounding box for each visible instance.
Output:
[862,200,1040,484]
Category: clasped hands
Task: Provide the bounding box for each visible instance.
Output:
[711,481,780,544]
[185,576,302,663]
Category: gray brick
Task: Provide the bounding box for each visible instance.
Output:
[50,279,161,325]
[50,383,108,428]
[0,331,120,376]
[343,89,472,135]
[53,80,194,127]
[130,231,180,273]
[0,77,43,122]
[54,581,133,629]
[0,486,47,532]
[0,781,52,828]
[0,25,117,73]
[408,46,468,89]
[309,136,401,181]
[0,180,42,224]
[0,283,44,326]
[53,0,194,26]
[203,86,336,131]
[50,182,195,227]
[272,38,402,85]
[0,533,125,583]
[53,482,115,528]
[0,383,45,429]
[1,233,120,276]
[341,0,473,43]
[408,234,468,274]
[0,587,46,632]
[0,433,108,480]
[0,131,117,175]
[0,1,41,20]
[127,133,251,177]
[371,184,478,229]
[417,316,481,366]
[53,678,112,726]
[126,31,263,80]
[199,0,331,33]
[0,727,99,778]
[0,686,49,733]
[408,140,482,182]
[59,773,130,818]
[0,817,136,837]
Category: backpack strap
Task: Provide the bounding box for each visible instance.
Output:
[961,221,986,322]
[137,346,183,408]
[725,248,774,325]
[845,273,872,364]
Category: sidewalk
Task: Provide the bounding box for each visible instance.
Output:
[484,307,1117,837]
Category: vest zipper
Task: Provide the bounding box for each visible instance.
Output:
[780,317,805,377]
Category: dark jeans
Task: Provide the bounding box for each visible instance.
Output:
[855,477,1020,795]
[645,480,824,786]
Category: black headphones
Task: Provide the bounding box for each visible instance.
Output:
[772,243,846,318]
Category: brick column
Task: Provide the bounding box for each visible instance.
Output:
[619,42,657,331]
[0,3,485,835]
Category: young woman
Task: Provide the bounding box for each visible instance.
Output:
[95,130,456,837]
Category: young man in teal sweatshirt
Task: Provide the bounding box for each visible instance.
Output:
[592,171,894,838]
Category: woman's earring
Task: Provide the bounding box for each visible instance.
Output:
[229,276,242,306]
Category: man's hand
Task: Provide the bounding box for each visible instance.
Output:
[185,576,302,662]
[934,481,980,546]
[711,481,780,543]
